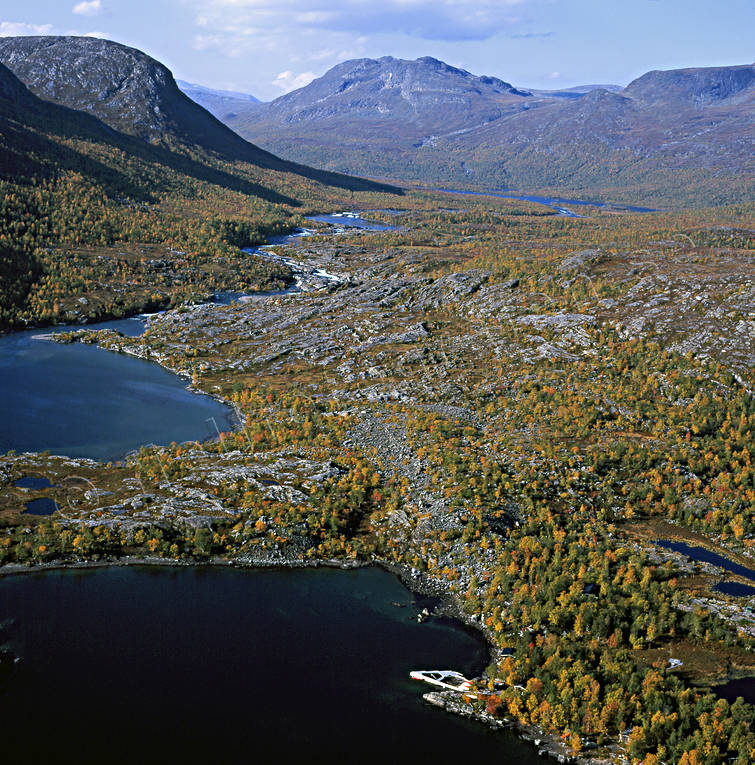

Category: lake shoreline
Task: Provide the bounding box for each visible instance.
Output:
[0,552,597,764]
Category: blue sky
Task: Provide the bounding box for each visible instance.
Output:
[1,1,753,100]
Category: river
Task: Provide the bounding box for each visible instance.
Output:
[433,188,656,217]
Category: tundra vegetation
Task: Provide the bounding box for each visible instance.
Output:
[1,189,754,764]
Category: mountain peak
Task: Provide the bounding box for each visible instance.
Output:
[0,35,286,164]
[415,55,464,74]
[262,54,530,128]
[0,36,175,139]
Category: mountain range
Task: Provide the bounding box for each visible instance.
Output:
[0,36,391,194]
[0,38,752,208]
[219,55,755,206]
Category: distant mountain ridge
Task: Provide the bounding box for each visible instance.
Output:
[264,56,531,124]
[232,55,533,139]
[225,56,755,206]
[177,80,259,123]
[177,80,259,104]
[1,39,751,206]
[526,84,623,99]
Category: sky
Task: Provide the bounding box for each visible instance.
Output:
[1,1,753,101]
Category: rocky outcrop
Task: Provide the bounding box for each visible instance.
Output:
[624,64,755,106]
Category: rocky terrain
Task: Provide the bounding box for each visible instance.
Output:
[2,201,755,762]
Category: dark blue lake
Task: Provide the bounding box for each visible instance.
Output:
[714,581,755,598]
[655,540,755,583]
[0,566,546,764]
[712,677,755,706]
[0,319,235,462]
[13,475,55,489]
[22,497,59,516]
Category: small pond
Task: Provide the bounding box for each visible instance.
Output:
[13,476,55,490]
[655,540,755,583]
[22,497,59,516]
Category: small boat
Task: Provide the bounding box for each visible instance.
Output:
[409,670,473,692]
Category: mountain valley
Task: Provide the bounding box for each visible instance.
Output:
[0,33,753,765]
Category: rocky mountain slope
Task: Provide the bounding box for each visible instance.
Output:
[0,36,221,145]
[0,61,34,105]
[0,58,127,179]
[228,56,534,177]
[623,64,755,105]
[229,57,755,205]
[252,56,531,130]
[0,35,389,194]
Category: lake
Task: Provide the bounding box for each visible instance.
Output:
[655,540,755,584]
[0,565,546,764]
[712,677,755,706]
[0,319,235,462]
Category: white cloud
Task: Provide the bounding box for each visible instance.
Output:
[182,0,549,99]
[187,0,536,43]
[72,1,103,17]
[0,19,111,42]
[0,21,54,36]
[272,69,316,93]
[549,71,560,79]
[511,31,552,39]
